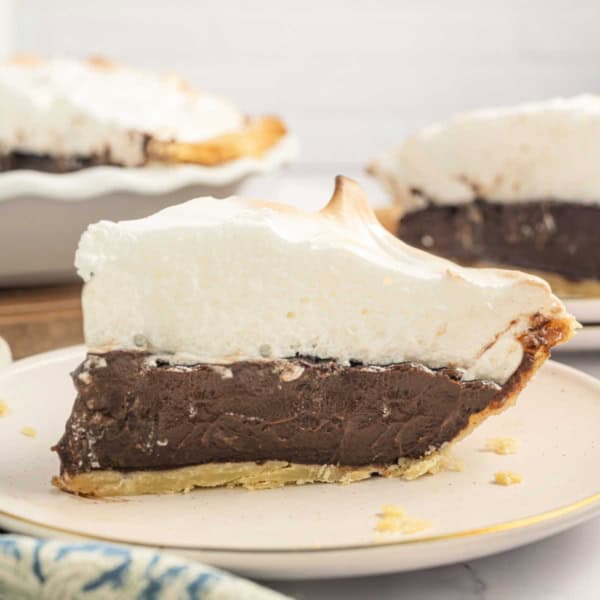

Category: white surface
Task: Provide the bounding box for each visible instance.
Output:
[0,1,12,60]
[1,347,600,580]
[78,178,570,383]
[0,58,244,165]
[369,96,600,210]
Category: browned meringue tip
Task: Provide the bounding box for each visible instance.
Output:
[320,175,378,225]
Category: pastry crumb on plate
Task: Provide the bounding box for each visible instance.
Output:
[494,470,523,486]
[484,437,519,455]
[380,504,406,518]
[375,505,431,535]
[20,426,37,438]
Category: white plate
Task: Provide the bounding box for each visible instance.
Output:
[564,298,600,325]
[1,347,600,580]
[0,136,298,286]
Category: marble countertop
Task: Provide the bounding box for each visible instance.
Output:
[268,514,600,599]
[266,351,600,600]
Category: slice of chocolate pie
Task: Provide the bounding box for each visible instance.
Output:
[369,96,600,298]
[0,56,287,172]
[53,177,576,496]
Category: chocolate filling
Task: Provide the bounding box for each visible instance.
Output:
[53,350,530,476]
[397,199,600,281]
[0,151,121,173]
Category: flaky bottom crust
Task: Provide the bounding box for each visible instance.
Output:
[52,451,461,497]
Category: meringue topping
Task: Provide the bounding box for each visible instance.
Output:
[369,96,600,211]
[76,176,574,383]
[0,57,244,166]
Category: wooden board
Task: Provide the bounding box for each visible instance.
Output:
[0,284,83,359]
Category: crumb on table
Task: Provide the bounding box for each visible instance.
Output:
[0,399,8,417]
[494,470,523,486]
[375,505,431,535]
[20,426,37,438]
[484,437,519,455]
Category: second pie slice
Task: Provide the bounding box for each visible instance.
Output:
[368,96,600,298]
[53,177,576,496]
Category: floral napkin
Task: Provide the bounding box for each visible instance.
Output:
[0,535,288,599]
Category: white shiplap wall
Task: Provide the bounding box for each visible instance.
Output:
[10,0,600,168]
[0,0,13,59]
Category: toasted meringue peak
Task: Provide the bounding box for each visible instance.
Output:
[321,175,379,226]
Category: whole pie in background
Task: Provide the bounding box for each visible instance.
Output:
[0,55,287,172]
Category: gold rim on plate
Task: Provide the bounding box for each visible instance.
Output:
[2,490,600,554]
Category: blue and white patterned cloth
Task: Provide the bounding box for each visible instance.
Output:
[0,535,288,599]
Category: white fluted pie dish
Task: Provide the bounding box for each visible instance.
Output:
[0,135,297,286]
